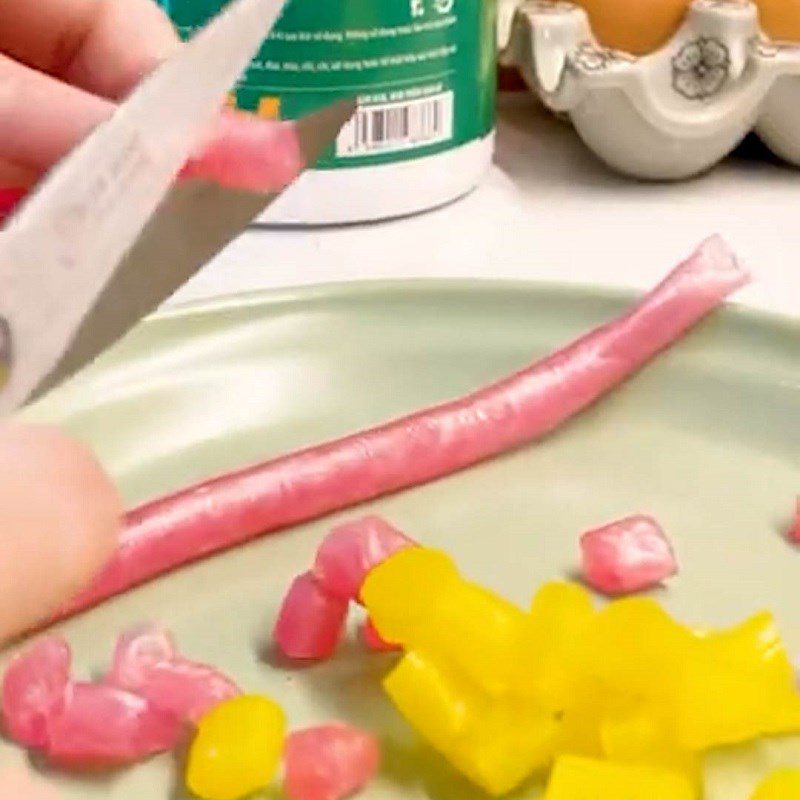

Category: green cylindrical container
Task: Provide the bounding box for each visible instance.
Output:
[159,0,496,224]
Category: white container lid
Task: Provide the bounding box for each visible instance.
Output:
[260,134,495,226]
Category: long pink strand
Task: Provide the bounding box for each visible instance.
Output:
[56,236,748,621]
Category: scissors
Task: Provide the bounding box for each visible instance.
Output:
[0,0,353,415]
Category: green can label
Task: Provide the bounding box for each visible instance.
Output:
[159,0,496,169]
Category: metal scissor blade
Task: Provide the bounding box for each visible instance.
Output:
[30,100,355,401]
[0,0,289,414]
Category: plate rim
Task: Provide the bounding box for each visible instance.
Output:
[158,277,799,339]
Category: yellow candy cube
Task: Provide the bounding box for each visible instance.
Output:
[385,650,474,749]
[385,650,558,796]
[522,582,595,710]
[545,755,696,800]
[452,703,558,796]
[361,547,459,643]
[698,612,794,689]
[585,597,694,698]
[427,580,531,696]
[186,695,285,800]
[555,679,617,759]
[600,710,700,787]
[674,617,800,751]
[750,769,800,799]
[365,547,530,695]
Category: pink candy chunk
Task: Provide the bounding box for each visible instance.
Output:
[107,624,240,724]
[180,110,305,193]
[313,516,416,601]
[274,572,349,660]
[125,659,240,725]
[788,499,800,543]
[580,514,678,595]
[361,619,400,653]
[284,723,380,800]
[45,683,182,769]
[107,623,177,689]
[2,637,71,748]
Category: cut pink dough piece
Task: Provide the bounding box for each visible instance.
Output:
[0,111,305,224]
[274,572,349,660]
[2,637,71,748]
[313,516,416,601]
[45,682,182,769]
[284,723,380,800]
[0,188,25,224]
[788,499,800,543]
[108,624,240,724]
[107,623,177,689]
[361,619,400,653]
[124,659,240,725]
[580,514,678,595]
[180,109,305,193]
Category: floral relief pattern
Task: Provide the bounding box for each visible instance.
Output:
[672,37,731,99]
[570,41,636,73]
[526,0,578,14]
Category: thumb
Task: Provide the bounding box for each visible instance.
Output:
[0,764,58,799]
[0,423,121,641]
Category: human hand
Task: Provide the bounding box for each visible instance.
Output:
[0,0,178,188]
[0,764,60,800]
[0,424,121,796]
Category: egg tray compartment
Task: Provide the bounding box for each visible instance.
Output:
[499,0,800,179]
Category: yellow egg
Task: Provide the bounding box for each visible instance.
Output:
[573,0,691,55]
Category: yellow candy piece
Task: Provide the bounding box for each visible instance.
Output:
[385,650,558,796]
[529,581,595,639]
[545,755,696,800]
[371,559,800,797]
[750,769,800,799]
[673,654,800,750]
[361,547,459,643]
[557,711,604,760]
[554,679,616,759]
[385,650,474,749]
[600,710,700,788]
[522,582,595,710]
[585,597,695,698]
[453,702,558,796]
[698,612,794,688]
[186,695,286,800]
[674,613,800,750]
[427,580,530,695]
[365,547,529,695]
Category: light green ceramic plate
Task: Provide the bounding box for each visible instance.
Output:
[3,281,800,799]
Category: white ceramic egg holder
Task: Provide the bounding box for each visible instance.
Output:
[499,0,800,178]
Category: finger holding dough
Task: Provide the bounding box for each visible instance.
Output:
[0,423,120,640]
[0,763,59,799]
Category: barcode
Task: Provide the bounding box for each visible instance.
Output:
[337,92,454,157]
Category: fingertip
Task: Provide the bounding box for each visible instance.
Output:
[0,763,59,798]
[0,423,121,639]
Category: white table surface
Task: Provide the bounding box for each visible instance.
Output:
[171,93,800,318]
